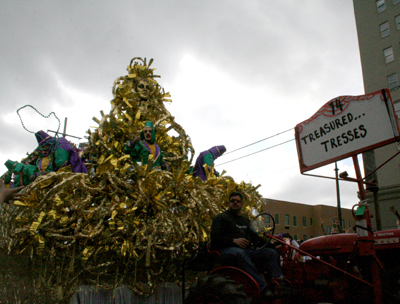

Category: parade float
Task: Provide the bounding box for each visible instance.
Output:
[0,57,263,303]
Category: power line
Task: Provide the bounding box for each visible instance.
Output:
[252,166,298,179]
[216,138,295,166]
[224,128,293,156]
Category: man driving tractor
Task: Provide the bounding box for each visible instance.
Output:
[210,191,291,299]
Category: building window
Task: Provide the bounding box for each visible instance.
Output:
[377,0,386,13]
[265,215,271,224]
[325,226,331,234]
[396,15,400,30]
[384,47,394,63]
[294,235,298,241]
[349,220,352,229]
[285,214,290,226]
[303,235,307,241]
[275,214,279,224]
[310,218,313,226]
[293,216,297,227]
[302,216,307,227]
[388,73,399,90]
[380,21,390,37]
[341,219,345,229]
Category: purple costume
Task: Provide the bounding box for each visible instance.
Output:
[193,145,226,181]
[35,130,88,174]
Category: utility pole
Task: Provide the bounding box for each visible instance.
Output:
[335,162,342,227]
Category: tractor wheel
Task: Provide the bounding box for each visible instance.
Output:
[185,274,252,304]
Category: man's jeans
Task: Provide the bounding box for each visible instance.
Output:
[221,247,282,290]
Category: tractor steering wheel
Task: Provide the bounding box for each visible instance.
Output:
[247,212,275,250]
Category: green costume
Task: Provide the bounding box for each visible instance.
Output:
[193,146,226,181]
[34,130,88,174]
[35,131,70,173]
[37,147,70,172]
[3,160,38,188]
[203,153,215,167]
[124,121,167,169]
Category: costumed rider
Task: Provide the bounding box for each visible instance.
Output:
[124,121,169,170]
[35,130,88,174]
[193,145,226,181]
[2,160,38,188]
[210,191,291,299]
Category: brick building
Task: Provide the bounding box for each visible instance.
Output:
[262,198,355,242]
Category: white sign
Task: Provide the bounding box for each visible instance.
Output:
[295,89,400,173]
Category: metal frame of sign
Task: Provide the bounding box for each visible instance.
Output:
[294,88,400,304]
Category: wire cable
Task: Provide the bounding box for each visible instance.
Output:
[223,128,293,155]
[216,138,295,166]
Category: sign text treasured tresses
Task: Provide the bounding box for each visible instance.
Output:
[295,89,400,173]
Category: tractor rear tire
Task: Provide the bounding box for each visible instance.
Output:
[185,274,252,304]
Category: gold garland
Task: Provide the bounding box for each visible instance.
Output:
[1,57,263,302]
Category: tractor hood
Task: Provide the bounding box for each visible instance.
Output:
[300,229,400,256]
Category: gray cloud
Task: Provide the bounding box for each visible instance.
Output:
[0,0,365,208]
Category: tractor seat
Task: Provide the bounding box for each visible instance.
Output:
[185,241,220,272]
[186,241,241,272]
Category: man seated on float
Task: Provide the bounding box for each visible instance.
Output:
[210,191,290,299]
[124,121,168,170]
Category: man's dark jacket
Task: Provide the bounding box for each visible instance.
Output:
[211,210,263,251]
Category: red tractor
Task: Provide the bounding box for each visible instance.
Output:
[185,207,400,304]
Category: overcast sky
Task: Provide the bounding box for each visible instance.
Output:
[0,1,366,209]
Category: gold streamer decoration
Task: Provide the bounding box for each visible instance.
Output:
[0,57,263,302]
